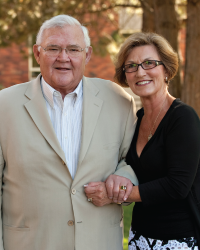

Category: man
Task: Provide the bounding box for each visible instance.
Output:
[0,15,137,250]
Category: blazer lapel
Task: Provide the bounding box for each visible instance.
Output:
[24,75,67,167]
[77,77,103,169]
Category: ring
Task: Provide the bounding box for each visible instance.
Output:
[88,198,93,202]
[120,186,127,190]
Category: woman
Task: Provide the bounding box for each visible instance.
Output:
[112,32,200,250]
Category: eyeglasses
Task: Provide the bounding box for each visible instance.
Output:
[123,60,164,73]
[39,45,87,57]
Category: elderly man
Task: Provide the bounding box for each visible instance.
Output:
[0,15,137,250]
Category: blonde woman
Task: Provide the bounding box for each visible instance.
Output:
[106,32,200,250]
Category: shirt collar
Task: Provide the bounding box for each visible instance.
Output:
[41,77,83,108]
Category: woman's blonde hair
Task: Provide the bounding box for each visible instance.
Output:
[114,32,179,87]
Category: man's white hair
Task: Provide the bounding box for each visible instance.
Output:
[36,15,91,49]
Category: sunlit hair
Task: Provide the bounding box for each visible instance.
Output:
[36,15,90,52]
[114,32,179,87]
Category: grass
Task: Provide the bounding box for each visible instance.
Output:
[123,202,135,250]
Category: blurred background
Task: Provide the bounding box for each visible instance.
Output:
[0,0,200,249]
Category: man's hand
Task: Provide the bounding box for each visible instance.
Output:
[105,175,133,203]
[84,182,112,207]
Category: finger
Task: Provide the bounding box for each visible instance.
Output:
[84,181,102,188]
[84,186,100,195]
[123,182,133,201]
[112,183,121,202]
[105,179,114,200]
[117,189,126,203]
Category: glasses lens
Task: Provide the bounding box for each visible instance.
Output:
[124,63,138,73]
[45,46,61,56]
[142,60,156,70]
[67,45,82,57]
[44,45,83,57]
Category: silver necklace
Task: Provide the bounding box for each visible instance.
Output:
[147,99,166,141]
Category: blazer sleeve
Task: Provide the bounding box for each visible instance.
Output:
[114,97,138,186]
[0,145,5,249]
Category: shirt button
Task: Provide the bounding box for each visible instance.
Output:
[68,220,74,226]
[71,189,76,195]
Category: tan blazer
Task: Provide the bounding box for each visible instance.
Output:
[0,75,138,250]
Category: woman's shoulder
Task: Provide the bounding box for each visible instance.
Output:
[170,99,199,120]
[166,99,200,132]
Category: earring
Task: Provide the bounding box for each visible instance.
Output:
[165,76,168,83]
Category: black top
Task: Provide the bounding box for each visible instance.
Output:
[126,99,200,240]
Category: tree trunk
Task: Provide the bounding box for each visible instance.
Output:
[182,0,200,116]
[153,0,181,98]
[140,0,155,32]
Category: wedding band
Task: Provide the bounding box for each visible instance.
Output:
[120,186,127,190]
[88,198,93,202]
[117,202,122,204]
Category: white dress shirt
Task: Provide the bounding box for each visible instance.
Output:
[41,77,83,179]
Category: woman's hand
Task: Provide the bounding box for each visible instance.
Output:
[84,182,112,207]
[105,175,133,203]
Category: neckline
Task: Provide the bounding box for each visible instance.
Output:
[135,98,179,158]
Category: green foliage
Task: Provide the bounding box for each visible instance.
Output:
[0,84,4,90]
[0,0,140,56]
[123,202,135,250]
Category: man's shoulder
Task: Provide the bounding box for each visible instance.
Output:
[0,81,30,99]
[0,79,36,109]
[84,77,132,102]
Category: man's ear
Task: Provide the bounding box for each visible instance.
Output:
[85,46,93,65]
[33,44,41,65]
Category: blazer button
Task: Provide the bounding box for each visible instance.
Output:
[62,160,66,165]
[71,189,76,195]
[68,220,74,226]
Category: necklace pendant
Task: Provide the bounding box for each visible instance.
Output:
[148,133,152,141]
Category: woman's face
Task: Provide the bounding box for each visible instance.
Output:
[124,45,167,98]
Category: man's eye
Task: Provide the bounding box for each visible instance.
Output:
[68,47,80,52]
[47,47,59,51]
[69,48,79,52]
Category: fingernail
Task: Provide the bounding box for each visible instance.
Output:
[109,197,113,199]
[124,197,127,201]
[83,184,88,187]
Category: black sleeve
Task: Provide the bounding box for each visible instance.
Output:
[139,105,200,206]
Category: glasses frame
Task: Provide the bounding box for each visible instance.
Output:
[39,45,87,57]
[123,60,164,73]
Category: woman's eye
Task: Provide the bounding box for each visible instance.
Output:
[129,64,137,68]
[144,60,153,65]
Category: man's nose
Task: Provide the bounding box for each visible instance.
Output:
[57,49,70,61]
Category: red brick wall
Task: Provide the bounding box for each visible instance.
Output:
[84,54,115,81]
[0,44,29,88]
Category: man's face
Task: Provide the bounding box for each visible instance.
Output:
[33,25,92,95]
